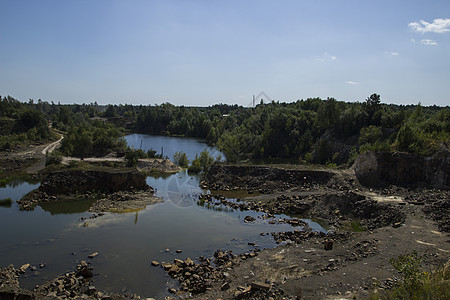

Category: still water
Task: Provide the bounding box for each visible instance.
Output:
[125,134,223,161]
[0,135,324,299]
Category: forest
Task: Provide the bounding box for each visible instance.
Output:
[1,94,449,167]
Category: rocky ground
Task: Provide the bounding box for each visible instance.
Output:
[1,142,449,299]
[180,164,449,300]
[0,262,143,300]
[89,189,162,213]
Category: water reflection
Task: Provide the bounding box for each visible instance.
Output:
[40,198,96,215]
[0,198,13,208]
[0,179,40,203]
[147,169,203,208]
[125,134,223,162]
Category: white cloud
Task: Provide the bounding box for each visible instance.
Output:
[408,18,450,34]
[410,38,416,43]
[421,39,438,45]
[346,81,358,85]
[315,53,337,62]
[385,51,399,56]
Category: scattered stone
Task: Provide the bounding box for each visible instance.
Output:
[324,239,333,251]
[151,261,160,266]
[185,257,194,266]
[251,281,271,291]
[77,266,93,278]
[392,222,402,228]
[220,282,230,290]
[244,216,256,223]
[86,285,97,295]
[176,249,182,253]
[235,286,251,299]
[88,252,98,259]
[19,264,30,273]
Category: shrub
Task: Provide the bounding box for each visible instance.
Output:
[370,251,450,299]
[173,151,189,168]
[188,155,202,173]
[45,151,62,166]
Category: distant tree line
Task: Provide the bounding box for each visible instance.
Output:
[2,94,448,166]
[128,94,449,165]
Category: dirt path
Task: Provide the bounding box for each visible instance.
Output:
[0,132,63,174]
[41,135,63,155]
[24,133,63,173]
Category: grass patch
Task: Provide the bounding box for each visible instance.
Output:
[0,198,13,207]
[369,251,450,299]
[342,219,367,232]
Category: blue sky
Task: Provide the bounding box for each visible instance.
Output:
[1,0,449,106]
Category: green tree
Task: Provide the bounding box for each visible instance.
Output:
[104,105,117,117]
[359,126,383,146]
[364,93,382,124]
[188,149,215,173]
[173,151,189,168]
[188,155,202,173]
[396,123,416,152]
[198,149,215,173]
[217,131,240,163]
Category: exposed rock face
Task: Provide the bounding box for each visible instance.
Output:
[205,164,335,193]
[353,150,450,188]
[39,169,148,194]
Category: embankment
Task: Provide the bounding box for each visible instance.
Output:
[18,168,153,211]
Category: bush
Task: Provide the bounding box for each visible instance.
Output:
[359,126,383,145]
[370,251,450,299]
[173,151,189,168]
[198,149,215,173]
[60,121,127,158]
[68,160,79,168]
[189,149,216,173]
[188,156,202,173]
[45,151,62,166]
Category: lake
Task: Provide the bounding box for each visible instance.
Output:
[0,134,324,299]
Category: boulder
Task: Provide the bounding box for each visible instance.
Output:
[151,261,159,266]
[77,267,93,278]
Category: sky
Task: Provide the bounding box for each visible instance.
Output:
[1,0,449,107]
